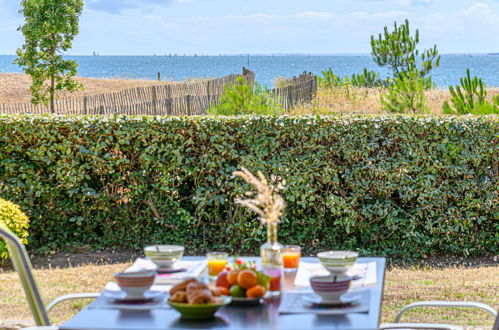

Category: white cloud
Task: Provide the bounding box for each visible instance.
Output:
[86,0,179,14]
[407,0,434,6]
[467,2,491,13]
[3,0,499,54]
[349,0,434,6]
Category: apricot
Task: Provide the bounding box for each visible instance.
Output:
[246,285,266,299]
[227,270,240,286]
[237,269,257,289]
[216,271,230,289]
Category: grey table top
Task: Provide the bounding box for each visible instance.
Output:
[61,257,386,330]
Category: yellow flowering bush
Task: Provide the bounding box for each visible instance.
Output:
[0,198,30,261]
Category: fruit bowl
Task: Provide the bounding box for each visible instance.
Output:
[229,291,271,305]
[215,258,270,305]
[168,296,231,320]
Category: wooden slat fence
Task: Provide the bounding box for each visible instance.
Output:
[271,72,318,111]
[0,69,256,115]
[0,69,317,115]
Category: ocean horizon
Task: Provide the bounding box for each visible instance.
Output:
[1,54,498,88]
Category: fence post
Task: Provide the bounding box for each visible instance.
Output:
[158,72,161,81]
[152,86,157,115]
[83,96,88,114]
[186,95,191,116]
[206,81,210,106]
[167,86,172,115]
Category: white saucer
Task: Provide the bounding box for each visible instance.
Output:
[157,266,187,274]
[102,289,166,303]
[304,292,361,305]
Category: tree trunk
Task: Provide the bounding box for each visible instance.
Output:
[50,33,57,114]
[50,75,55,113]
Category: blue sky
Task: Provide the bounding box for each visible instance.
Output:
[0,0,498,55]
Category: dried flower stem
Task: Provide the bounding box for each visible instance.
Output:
[233,167,285,225]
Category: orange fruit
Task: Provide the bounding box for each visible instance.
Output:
[216,271,230,289]
[217,286,230,296]
[237,269,257,289]
[246,285,266,298]
[227,270,240,286]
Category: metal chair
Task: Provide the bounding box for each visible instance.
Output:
[0,221,99,329]
[380,301,498,330]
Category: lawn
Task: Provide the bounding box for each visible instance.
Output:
[0,262,497,329]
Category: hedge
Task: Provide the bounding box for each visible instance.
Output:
[0,114,497,259]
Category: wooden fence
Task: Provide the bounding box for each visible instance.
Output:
[271,72,317,111]
[0,70,255,115]
[0,69,317,115]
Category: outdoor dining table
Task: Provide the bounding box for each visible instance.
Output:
[60,256,386,330]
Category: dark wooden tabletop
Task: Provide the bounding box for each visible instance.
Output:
[61,257,386,330]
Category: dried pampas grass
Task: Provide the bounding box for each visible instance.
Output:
[233,167,285,225]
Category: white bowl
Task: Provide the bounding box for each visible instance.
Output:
[310,275,352,303]
[317,251,358,274]
[144,245,184,268]
[114,270,156,297]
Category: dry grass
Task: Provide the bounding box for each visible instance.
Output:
[291,87,499,115]
[383,266,499,328]
[0,73,176,104]
[0,263,497,328]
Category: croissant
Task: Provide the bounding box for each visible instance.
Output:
[187,289,213,304]
[170,278,197,296]
[169,278,215,305]
[169,290,188,303]
[186,281,209,292]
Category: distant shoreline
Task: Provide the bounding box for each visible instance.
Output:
[0,53,498,57]
[1,54,498,87]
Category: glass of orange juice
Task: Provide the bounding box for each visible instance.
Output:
[207,252,228,278]
[282,245,301,271]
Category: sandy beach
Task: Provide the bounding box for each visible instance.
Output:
[0,73,175,104]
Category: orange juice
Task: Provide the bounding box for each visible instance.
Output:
[269,273,281,292]
[264,268,282,293]
[208,258,227,276]
[283,251,301,269]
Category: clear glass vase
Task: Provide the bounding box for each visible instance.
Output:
[260,222,283,295]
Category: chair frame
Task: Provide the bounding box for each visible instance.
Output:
[0,221,99,327]
[380,300,498,330]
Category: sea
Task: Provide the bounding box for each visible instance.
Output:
[1,54,498,88]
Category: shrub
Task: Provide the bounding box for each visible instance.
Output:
[318,69,368,104]
[443,69,499,115]
[351,69,385,88]
[318,68,344,89]
[0,115,497,259]
[0,198,30,261]
[250,83,284,115]
[207,77,283,115]
[381,71,429,114]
